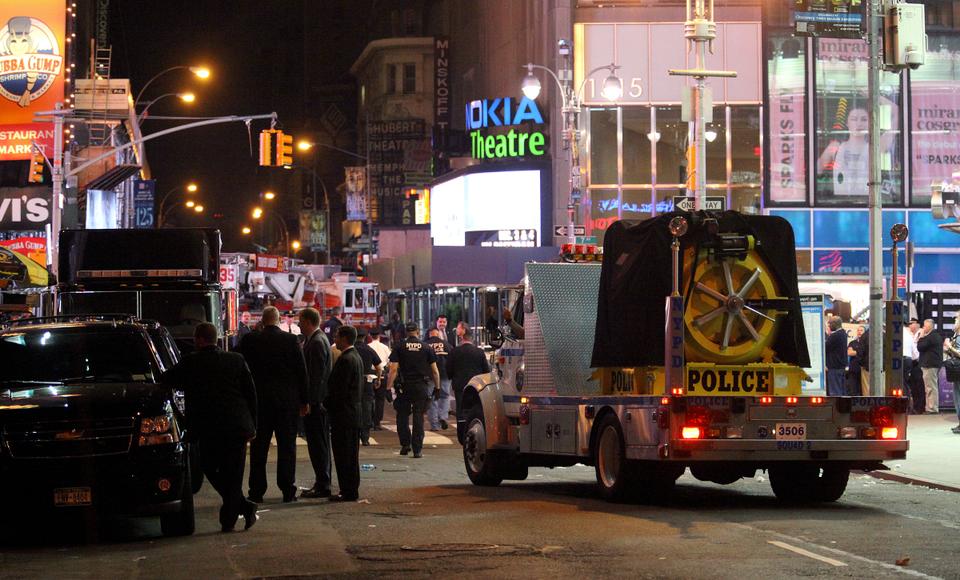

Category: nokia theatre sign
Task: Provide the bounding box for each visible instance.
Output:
[466,96,546,160]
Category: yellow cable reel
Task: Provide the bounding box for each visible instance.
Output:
[682,245,784,364]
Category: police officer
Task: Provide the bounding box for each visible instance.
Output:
[354,327,382,446]
[386,322,441,458]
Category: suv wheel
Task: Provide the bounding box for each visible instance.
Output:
[161,466,196,537]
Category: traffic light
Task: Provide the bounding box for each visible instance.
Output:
[275,131,293,167]
[259,129,276,166]
[27,151,45,183]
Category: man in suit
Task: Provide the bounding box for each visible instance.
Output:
[824,316,848,397]
[298,307,334,499]
[917,318,943,413]
[325,325,365,502]
[163,323,258,532]
[239,306,309,503]
[447,324,490,440]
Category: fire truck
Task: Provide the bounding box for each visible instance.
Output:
[459,212,909,502]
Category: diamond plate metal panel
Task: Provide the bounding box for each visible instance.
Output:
[525,262,602,396]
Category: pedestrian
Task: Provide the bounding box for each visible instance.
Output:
[326,325,365,502]
[163,323,258,532]
[388,311,404,348]
[354,327,383,446]
[426,327,453,431]
[447,325,490,433]
[943,315,960,434]
[824,316,847,397]
[231,311,253,350]
[907,318,926,413]
[435,314,455,346]
[322,306,344,342]
[848,325,868,396]
[298,307,334,499]
[902,316,920,412]
[239,306,309,503]
[386,322,441,458]
[917,318,943,414]
[367,326,392,430]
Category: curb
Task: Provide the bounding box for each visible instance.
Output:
[863,470,960,493]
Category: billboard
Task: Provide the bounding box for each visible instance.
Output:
[132,179,155,229]
[430,168,543,247]
[0,186,50,230]
[299,210,327,253]
[0,1,65,161]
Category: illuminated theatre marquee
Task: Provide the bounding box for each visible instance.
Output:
[466,96,546,160]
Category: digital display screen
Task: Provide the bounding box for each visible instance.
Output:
[430,169,542,246]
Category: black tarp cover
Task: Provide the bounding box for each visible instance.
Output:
[590,212,810,368]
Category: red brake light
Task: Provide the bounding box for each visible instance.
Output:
[681,426,702,439]
[671,387,684,396]
[759,396,773,405]
[881,427,899,439]
[786,397,798,405]
[660,397,671,405]
[685,405,710,427]
[870,405,894,427]
[810,397,824,404]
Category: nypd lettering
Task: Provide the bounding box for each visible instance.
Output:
[686,368,772,394]
[405,341,422,352]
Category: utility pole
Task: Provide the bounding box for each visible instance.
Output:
[668,0,736,211]
[50,103,64,279]
[867,0,885,396]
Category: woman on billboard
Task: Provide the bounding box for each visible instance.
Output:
[816,96,898,199]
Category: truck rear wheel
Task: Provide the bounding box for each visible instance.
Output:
[769,465,849,503]
[593,415,634,502]
[463,407,503,487]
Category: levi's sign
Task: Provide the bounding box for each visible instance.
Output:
[466,96,546,160]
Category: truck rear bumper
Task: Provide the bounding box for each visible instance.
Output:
[659,438,909,463]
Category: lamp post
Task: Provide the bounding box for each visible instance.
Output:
[521,42,622,247]
[157,182,198,227]
[134,65,210,108]
[137,92,195,123]
[160,199,204,226]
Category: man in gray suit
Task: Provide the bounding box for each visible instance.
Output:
[298,307,334,498]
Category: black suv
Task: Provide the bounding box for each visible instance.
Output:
[0,317,195,537]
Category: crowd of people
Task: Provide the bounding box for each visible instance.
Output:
[824,314,960,434]
[164,306,493,533]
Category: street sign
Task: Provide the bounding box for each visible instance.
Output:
[554,225,585,237]
[672,196,725,212]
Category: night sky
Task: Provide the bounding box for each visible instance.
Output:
[108,1,370,252]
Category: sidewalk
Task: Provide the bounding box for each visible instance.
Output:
[869,412,960,492]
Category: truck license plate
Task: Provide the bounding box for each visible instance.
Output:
[775,423,806,440]
[54,487,92,506]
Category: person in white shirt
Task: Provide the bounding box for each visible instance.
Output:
[280,311,301,335]
[367,326,392,430]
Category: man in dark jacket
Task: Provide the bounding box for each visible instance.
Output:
[239,306,309,503]
[916,319,943,413]
[447,325,490,438]
[325,325,365,501]
[298,307,334,499]
[163,323,258,532]
[354,327,382,446]
[824,316,848,396]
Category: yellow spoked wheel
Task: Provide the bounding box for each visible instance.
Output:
[683,250,782,364]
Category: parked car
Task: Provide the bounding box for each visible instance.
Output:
[0,316,195,537]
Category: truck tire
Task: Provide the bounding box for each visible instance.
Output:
[769,465,849,503]
[463,406,503,487]
[593,415,634,502]
[161,466,196,537]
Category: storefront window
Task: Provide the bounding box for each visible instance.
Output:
[731,188,762,214]
[731,107,762,185]
[622,108,652,185]
[909,33,960,206]
[655,107,687,187]
[767,35,807,204]
[622,189,654,221]
[586,188,619,240]
[706,105,726,184]
[589,108,618,185]
[813,38,903,206]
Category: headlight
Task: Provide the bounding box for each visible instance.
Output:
[138,413,178,446]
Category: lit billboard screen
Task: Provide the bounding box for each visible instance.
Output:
[430,169,542,247]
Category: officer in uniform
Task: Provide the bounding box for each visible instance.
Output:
[354,327,382,446]
[386,322,441,458]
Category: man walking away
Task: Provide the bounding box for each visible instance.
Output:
[367,327,392,430]
[240,306,309,503]
[824,316,847,397]
[426,327,453,431]
[326,325,365,501]
[354,327,383,446]
[386,322,441,458]
[917,318,943,414]
[298,307,334,499]
[447,325,490,440]
[164,323,258,532]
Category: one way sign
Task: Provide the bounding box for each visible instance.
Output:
[554,225,586,237]
[672,196,725,212]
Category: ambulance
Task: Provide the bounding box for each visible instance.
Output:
[459,212,908,502]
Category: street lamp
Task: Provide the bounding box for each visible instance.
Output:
[194,204,204,213]
[252,207,263,220]
[262,191,276,201]
[157,182,198,227]
[186,200,196,208]
[137,92,196,122]
[160,199,204,226]
[134,65,211,108]
[521,45,622,247]
[242,226,252,235]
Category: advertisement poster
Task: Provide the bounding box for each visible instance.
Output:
[299,210,327,253]
[0,1,65,160]
[133,179,155,229]
[767,41,807,203]
[794,0,864,38]
[910,48,960,200]
[345,166,366,221]
[814,39,901,205]
[0,186,50,230]
[800,295,825,393]
[0,235,45,266]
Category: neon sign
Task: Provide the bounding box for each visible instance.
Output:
[466,96,547,160]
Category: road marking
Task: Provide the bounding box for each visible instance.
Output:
[767,540,847,567]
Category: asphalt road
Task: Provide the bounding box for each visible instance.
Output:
[2,441,958,579]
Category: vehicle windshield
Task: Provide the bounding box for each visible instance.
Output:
[0,327,158,384]
[140,292,221,339]
[147,327,180,370]
[59,291,138,318]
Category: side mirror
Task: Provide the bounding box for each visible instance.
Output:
[488,328,504,350]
